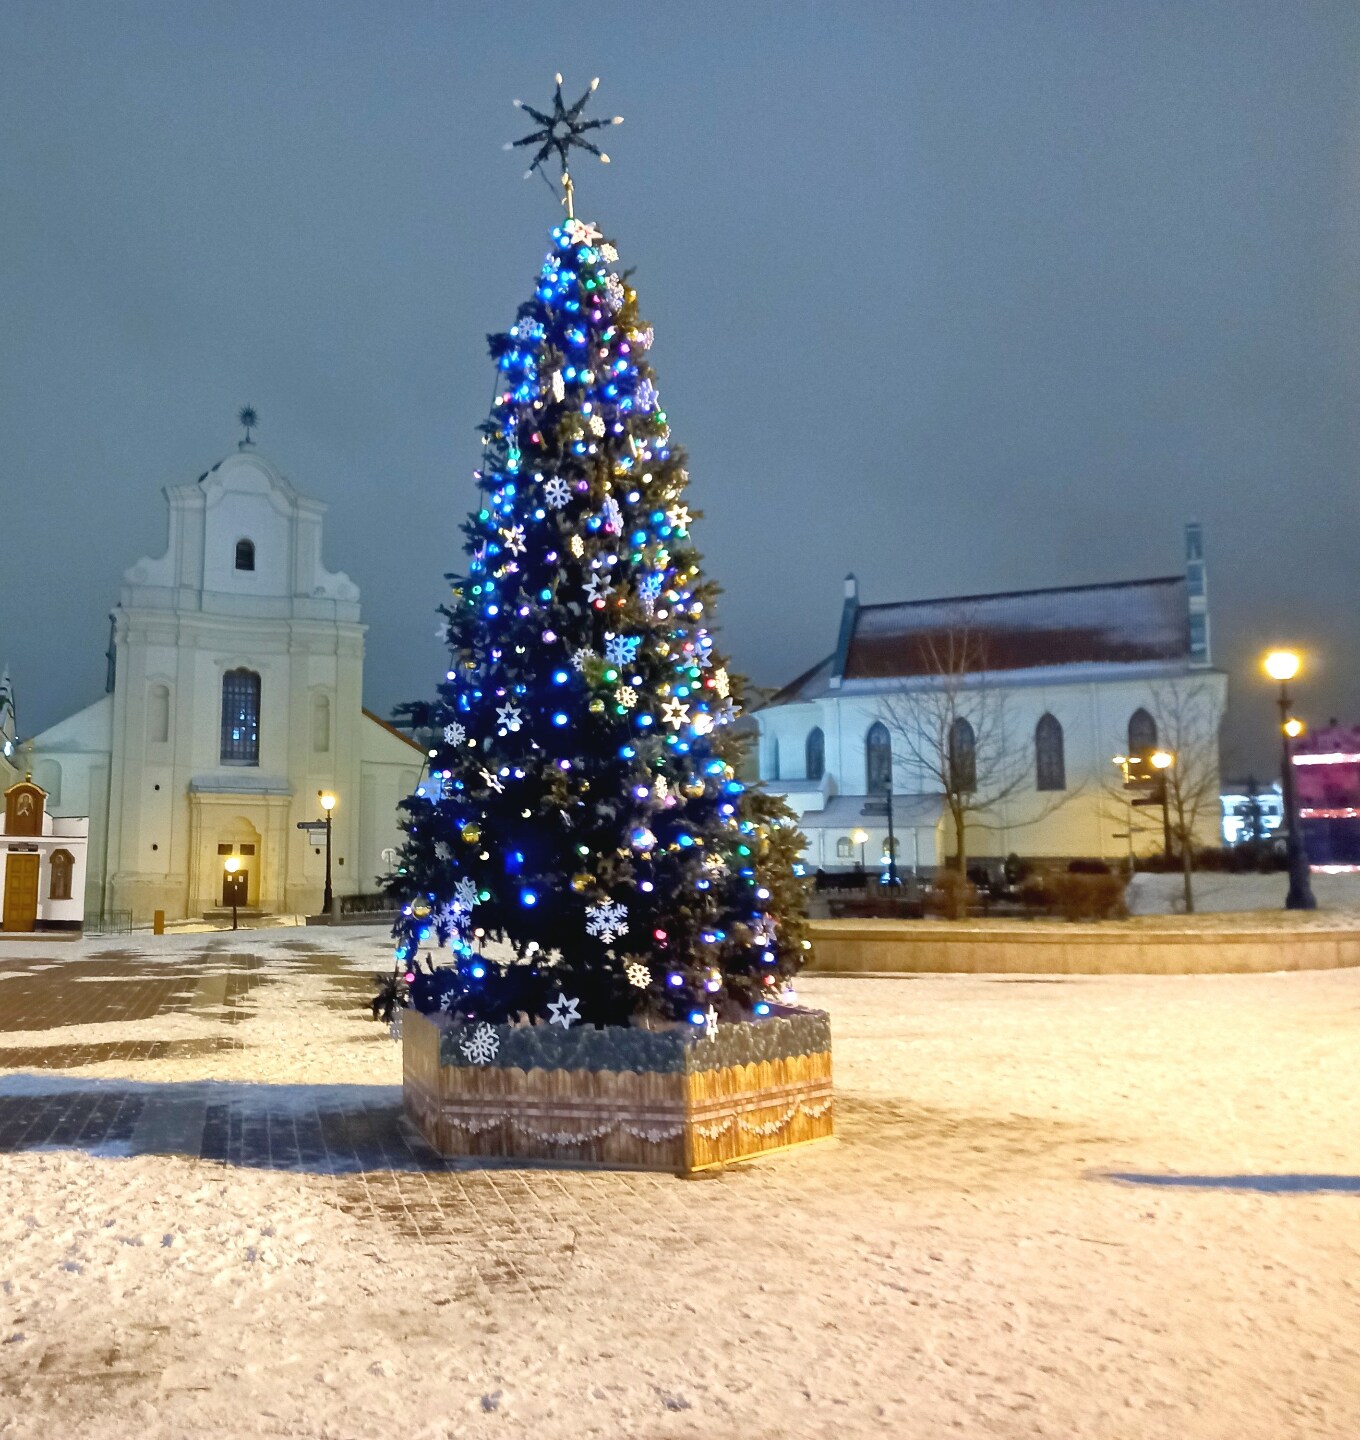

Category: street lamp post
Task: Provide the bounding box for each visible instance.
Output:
[884,787,900,888]
[1150,749,1175,863]
[319,791,337,918]
[851,827,868,874]
[1263,651,1316,911]
[223,855,240,932]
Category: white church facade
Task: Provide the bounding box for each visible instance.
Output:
[28,441,424,923]
[756,526,1227,877]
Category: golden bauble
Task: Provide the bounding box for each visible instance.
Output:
[462,824,481,844]
[411,900,432,919]
[570,872,594,893]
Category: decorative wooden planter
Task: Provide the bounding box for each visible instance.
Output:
[402,1006,833,1174]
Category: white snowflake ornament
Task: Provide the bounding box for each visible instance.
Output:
[585,899,629,944]
[625,959,651,989]
[453,877,479,912]
[443,721,466,746]
[614,685,637,709]
[460,1022,500,1065]
[571,646,596,672]
[543,475,571,509]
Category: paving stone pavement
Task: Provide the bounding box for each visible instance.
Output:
[0,940,702,1287]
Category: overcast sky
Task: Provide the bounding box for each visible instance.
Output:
[2,1,1357,776]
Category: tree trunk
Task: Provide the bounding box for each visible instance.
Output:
[951,806,968,920]
[1181,834,1195,915]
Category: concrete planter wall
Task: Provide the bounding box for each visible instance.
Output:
[807,918,1360,975]
[402,1006,833,1174]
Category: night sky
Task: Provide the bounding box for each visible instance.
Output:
[2,2,1356,777]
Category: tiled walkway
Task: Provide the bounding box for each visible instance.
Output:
[0,941,444,1174]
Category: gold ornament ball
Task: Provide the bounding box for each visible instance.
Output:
[462,824,481,844]
[411,900,431,920]
[571,872,594,893]
[589,698,605,713]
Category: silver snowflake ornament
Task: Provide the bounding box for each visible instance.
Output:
[460,1022,500,1065]
[543,475,571,509]
[443,721,466,746]
[602,496,623,533]
[453,877,479,912]
[585,899,629,944]
[603,274,626,312]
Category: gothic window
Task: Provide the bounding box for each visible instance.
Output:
[1128,707,1157,757]
[1035,713,1065,791]
[311,693,331,753]
[235,539,255,572]
[805,726,825,782]
[949,717,976,793]
[866,721,892,794]
[49,849,73,901]
[835,837,853,859]
[221,669,261,765]
[148,683,170,745]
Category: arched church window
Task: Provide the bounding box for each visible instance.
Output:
[950,717,977,793]
[49,849,74,901]
[148,683,170,745]
[221,669,261,765]
[1128,707,1157,758]
[235,539,255,572]
[1035,713,1065,791]
[805,726,825,782]
[866,722,892,794]
[312,693,331,753]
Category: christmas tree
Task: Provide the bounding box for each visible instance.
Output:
[389,78,808,1034]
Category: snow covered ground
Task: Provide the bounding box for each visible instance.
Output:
[0,929,1357,1439]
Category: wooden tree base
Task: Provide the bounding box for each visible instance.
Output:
[402,1007,833,1174]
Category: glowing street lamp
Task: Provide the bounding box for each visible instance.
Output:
[223,855,241,932]
[851,827,869,872]
[319,791,337,918]
[1262,649,1315,910]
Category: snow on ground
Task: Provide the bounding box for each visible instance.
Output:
[0,929,1357,1439]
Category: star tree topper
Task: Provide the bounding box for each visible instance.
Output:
[506,74,624,216]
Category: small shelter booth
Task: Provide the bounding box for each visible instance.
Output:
[1,780,89,933]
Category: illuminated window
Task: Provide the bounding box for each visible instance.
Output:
[221,669,261,765]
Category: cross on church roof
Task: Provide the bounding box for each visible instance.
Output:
[238,406,258,448]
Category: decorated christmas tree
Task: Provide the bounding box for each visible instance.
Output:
[389,78,808,1037]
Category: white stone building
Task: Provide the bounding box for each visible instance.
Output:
[756,527,1226,876]
[27,441,425,923]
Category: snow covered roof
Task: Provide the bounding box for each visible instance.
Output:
[771,576,1193,703]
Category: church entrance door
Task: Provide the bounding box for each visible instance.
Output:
[221,868,249,909]
[3,853,40,931]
